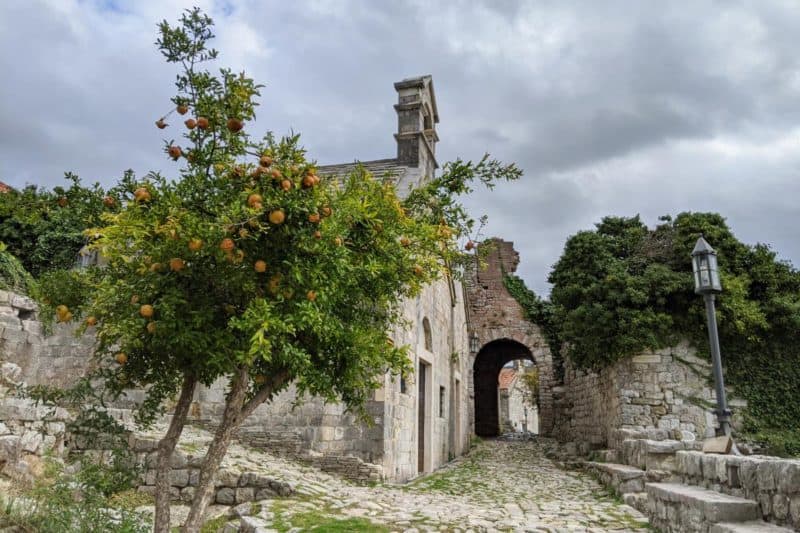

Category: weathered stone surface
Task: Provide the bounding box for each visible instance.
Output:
[235,487,255,504]
[0,435,20,461]
[19,430,42,453]
[704,435,733,454]
[216,487,236,505]
[169,468,189,487]
[710,521,796,532]
[646,482,759,529]
[239,515,272,533]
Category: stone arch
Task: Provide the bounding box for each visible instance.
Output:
[471,330,555,436]
[473,339,533,436]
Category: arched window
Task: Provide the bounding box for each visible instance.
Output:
[423,317,432,352]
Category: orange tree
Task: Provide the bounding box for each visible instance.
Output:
[35,8,519,532]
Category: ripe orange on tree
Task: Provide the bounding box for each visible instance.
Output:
[140,304,154,318]
[188,238,203,251]
[169,258,185,272]
[134,187,151,202]
[268,210,285,225]
[219,238,235,253]
[196,116,209,129]
[115,352,128,365]
[254,260,267,273]
[247,193,262,208]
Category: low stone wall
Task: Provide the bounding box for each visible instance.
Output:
[0,290,95,389]
[194,384,386,484]
[0,360,71,484]
[303,451,383,483]
[675,450,800,529]
[554,343,738,449]
[0,396,70,483]
[129,435,294,504]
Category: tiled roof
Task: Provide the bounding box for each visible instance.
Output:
[0,181,12,193]
[498,368,517,390]
[317,158,409,183]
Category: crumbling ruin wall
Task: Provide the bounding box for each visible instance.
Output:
[552,342,744,450]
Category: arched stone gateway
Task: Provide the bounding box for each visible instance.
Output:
[473,339,534,437]
[464,239,556,437]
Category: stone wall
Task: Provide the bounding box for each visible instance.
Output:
[554,342,742,449]
[675,450,800,530]
[0,290,95,388]
[129,435,295,504]
[187,277,472,483]
[0,360,70,484]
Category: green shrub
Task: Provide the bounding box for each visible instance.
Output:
[0,458,149,533]
[0,243,35,294]
[505,212,800,454]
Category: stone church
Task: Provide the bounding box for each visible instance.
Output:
[190,76,475,482]
[190,75,564,482]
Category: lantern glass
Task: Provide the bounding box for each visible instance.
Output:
[470,334,479,353]
[692,237,722,294]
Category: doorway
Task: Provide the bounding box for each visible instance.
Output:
[417,360,428,473]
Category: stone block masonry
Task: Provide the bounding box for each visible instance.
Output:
[553,342,738,448]
[675,450,800,530]
[129,435,295,504]
[0,290,96,389]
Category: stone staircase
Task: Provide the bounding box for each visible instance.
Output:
[584,431,797,532]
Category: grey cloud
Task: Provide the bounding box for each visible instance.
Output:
[1,0,799,297]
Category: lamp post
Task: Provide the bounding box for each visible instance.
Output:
[691,236,732,437]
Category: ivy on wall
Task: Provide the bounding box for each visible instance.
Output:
[505,212,800,456]
[0,243,35,295]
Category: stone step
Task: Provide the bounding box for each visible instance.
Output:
[710,521,796,533]
[592,449,619,463]
[586,462,646,494]
[646,482,760,532]
[622,491,648,514]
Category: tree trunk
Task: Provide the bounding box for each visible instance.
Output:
[182,367,289,532]
[154,373,197,533]
[182,366,248,532]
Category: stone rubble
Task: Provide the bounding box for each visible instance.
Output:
[133,426,649,532]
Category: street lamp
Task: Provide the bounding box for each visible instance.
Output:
[469,333,480,354]
[691,236,732,437]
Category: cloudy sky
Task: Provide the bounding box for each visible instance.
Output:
[1,0,798,295]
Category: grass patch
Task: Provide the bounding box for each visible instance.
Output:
[283,511,389,532]
[403,442,490,496]
[107,489,154,511]
[200,513,230,533]
[269,498,389,533]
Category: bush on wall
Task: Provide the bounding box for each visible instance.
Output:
[506,212,800,455]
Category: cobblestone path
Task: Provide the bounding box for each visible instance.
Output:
[152,427,650,532]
